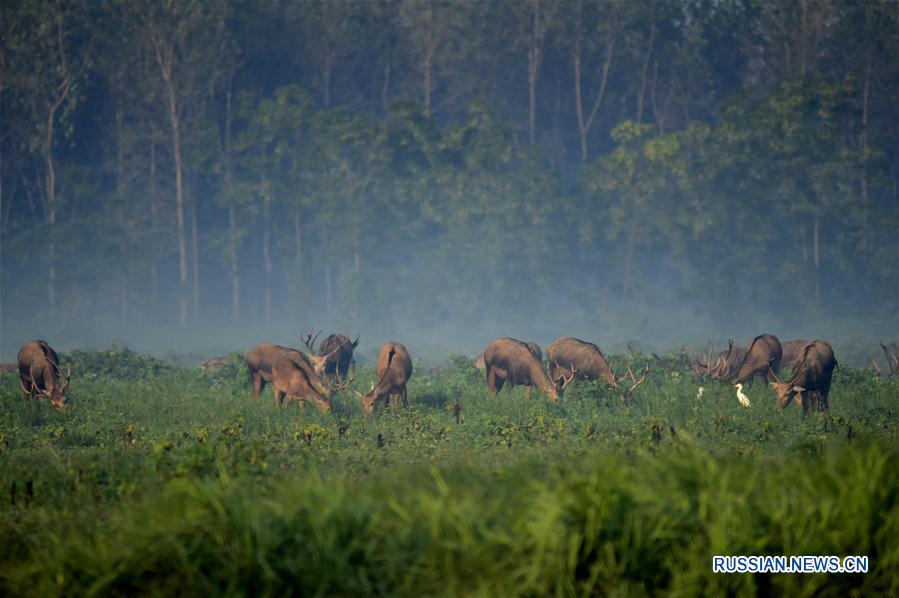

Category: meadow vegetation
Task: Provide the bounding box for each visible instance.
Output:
[1,347,897,596]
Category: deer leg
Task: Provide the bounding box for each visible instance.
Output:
[524,385,532,400]
[250,371,264,401]
[274,390,284,411]
[801,393,812,415]
[487,368,503,395]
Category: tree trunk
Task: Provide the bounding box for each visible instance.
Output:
[262,188,272,325]
[45,110,58,317]
[229,205,240,320]
[621,222,636,305]
[422,26,433,117]
[191,193,199,318]
[572,0,617,162]
[636,18,655,124]
[149,139,159,318]
[813,216,820,305]
[324,224,332,316]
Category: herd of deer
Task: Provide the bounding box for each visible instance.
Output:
[9,333,897,417]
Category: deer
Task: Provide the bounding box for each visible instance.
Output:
[780,339,814,371]
[475,341,541,370]
[354,342,413,418]
[17,340,71,411]
[770,340,837,414]
[546,337,617,393]
[246,342,335,401]
[303,330,359,382]
[482,338,563,401]
[546,337,648,401]
[271,352,354,413]
[728,333,783,385]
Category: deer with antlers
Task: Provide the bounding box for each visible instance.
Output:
[271,351,354,414]
[246,341,338,401]
[483,338,562,401]
[546,337,647,401]
[770,340,837,414]
[17,340,71,411]
[354,342,413,418]
[302,329,359,382]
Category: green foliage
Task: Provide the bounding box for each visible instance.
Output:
[62,347,173,380]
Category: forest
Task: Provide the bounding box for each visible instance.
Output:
[1,0,897,357]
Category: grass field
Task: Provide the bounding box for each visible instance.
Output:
[1,347,897,596]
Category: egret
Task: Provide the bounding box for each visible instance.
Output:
[735,383,750,407]
[696,386,704,399]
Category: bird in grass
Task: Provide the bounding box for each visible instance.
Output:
[696,386,704,400]
[734,383,750,407]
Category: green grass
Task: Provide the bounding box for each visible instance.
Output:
[1,348,897,596]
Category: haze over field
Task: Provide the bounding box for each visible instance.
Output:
[1,0,897,362]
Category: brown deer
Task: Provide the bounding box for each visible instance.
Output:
[547,337,616,393]
[483,338,562,401]
[770,340,837,414]
[728,333,783,385]
[547,337,647,401]
[780,339,814,370]
[303,330,359,382]
[17,340,71,411]
[246,343,333,401]
[271,352,353,413]
[354,342,413,418]
[475,340,541,370]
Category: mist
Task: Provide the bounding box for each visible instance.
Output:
[2,0,897,365]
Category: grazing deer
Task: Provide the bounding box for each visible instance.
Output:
[354,342,413,418]
[271,352,353,413]
[483,338,563,401]
[17,340,71,411]
[546,337,648,401]
[770,340,837,414]
[246,343,334,401]
[729,333,783,385]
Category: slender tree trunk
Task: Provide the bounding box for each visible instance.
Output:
[262,186,272,325]
[636,19,655,124]
[160,58,189,326]
[382,60,391,112]
[572,0,616,162]
[813,216,820,305]
[116,108,128,326]
[422,34,433,117]
[150,139,159,318]
[621,222,636,305]
[191,194,199,318]
[324,225,332,316]
[229,205,240,320]
[45,110,57,317]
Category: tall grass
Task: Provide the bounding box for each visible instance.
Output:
[1,443,896,596]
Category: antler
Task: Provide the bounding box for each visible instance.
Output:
[556,362,577,389]
[301,329,322,353]
[330,374,356,393]
[627,365,648,392]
